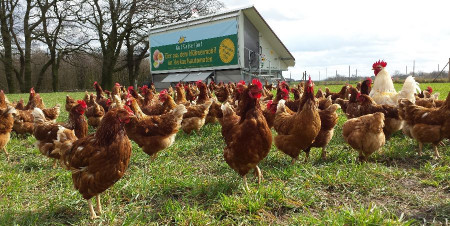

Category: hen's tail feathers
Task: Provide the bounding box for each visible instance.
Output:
[53,125,77,169]
[5,106,17,115]
[398,76,420,103]
[276,99,286,114]
[432,92,440,100]
[172,104,187,118]
[54,104,61,112]
[204,100,213,109]
[221,102,234,116]
[326,103,341,113]
[32,108,46,123]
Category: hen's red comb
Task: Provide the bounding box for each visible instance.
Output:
[266,100,273,109]
[252,79,262,89]
[159,89,168,98]
[115,83,120,87]
[124,105,134,116]
[128,86,134,91]
[427,86,433,93]
[140,85,148,92]
[77,100,87,109]
[366,77,373,83]
[372,60,387,69]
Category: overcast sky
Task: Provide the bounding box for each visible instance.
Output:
[220,0,450,80]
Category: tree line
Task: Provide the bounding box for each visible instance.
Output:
[0,0,223,93]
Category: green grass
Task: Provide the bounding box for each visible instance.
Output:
[0,83,449,225]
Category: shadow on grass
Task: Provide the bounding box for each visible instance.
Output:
[406,202,450,224]
[375,149,436,170]
[0,205,85,225]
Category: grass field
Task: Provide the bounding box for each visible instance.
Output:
[0,82,449,225]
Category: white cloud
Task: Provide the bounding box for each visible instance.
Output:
[221,0,450,80]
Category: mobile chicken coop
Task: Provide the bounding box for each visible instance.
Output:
[149,5,295,89]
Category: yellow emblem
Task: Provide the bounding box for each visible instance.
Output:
[219,38,235,63]
[178,36,186,43]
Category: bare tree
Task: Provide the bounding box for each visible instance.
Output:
[74,0,223,90]
[117,0,224,87]
[0,0,18,92]
[34,0,90,91]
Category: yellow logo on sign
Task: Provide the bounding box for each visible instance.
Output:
[178,36,186,43]
[219,38,235,63]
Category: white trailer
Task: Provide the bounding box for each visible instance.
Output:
[149,5,295,88]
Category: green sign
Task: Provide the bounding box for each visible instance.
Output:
[151,34,238,71]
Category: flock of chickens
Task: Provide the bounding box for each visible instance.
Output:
[0,60,449,220]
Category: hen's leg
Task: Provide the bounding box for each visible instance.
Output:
[357,151,366,162]
[321,146,327,160]
[243,175,249,191]
[88,199,98,219]
[2,147,9,161]
[150,153,158,161]
[52,159,57,169]
[304,147,311,163]
[255,166,262,185]
[432,145,440,159]
[291,157,298,165]
[96,195,103,215]
[418,142,423,156]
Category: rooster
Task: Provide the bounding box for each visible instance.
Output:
[220,79,272,190]
[369,60,420,106]
[273,77,321,164]
[54,108,134,219]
